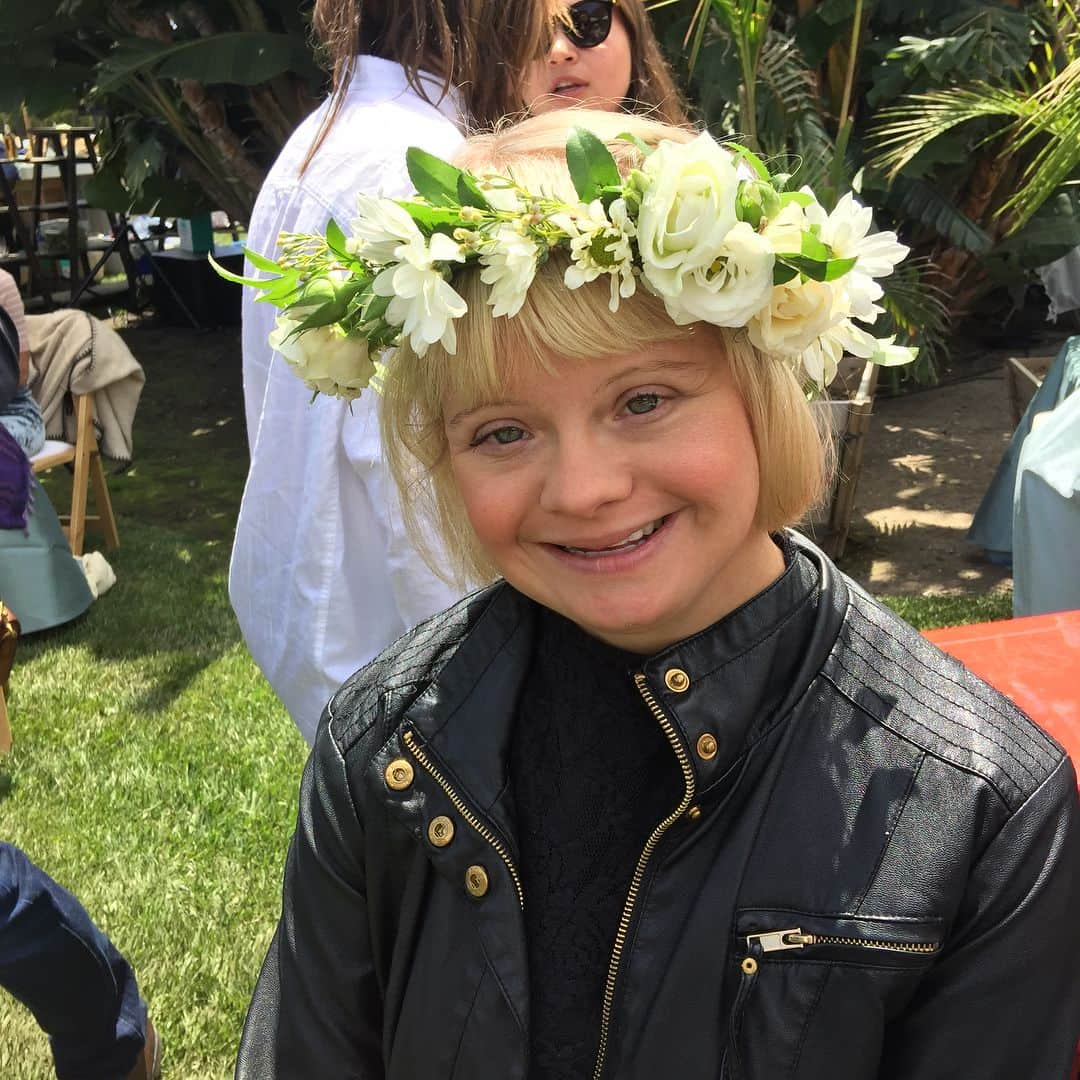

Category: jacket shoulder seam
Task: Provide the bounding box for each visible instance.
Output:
[819,666,1014,811]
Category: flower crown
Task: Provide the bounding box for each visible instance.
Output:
[214,127,917,400]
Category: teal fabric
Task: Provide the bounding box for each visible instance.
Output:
[0,478,93,633]
[967,336,1080,560]
[1012,390,1080,616]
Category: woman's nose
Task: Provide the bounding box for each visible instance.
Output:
[548,29,580,64]
[539,436,633,517]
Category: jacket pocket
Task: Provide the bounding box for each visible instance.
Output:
[723,909,944,1079]
[738,910,943,968]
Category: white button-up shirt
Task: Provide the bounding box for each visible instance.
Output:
[233,57,466,743]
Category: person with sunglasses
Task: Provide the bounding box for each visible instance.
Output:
[525,0,688,125]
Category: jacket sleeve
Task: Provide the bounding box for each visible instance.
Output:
[235,714,384,1079]
[881,753,1080,1079]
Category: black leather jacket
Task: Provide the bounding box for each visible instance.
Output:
[237,539,1080,1079]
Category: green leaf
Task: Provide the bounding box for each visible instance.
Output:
[244,247,286,275]
[566,126,622,202]
[773,262,800,286]
[395,201,467,231]
[95,32,318,93]
[778,191,815,208]
[800,232,832,262]
[723,142,770,181]
[406,148,464,207]
[325,219,349,258]
[777,253,858,281]
[456,172,491,210]
[208,254,269,289]
[617,132,654,157]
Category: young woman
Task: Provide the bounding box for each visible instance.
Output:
[234,111,1079,1078]
[233,0,560,745]
[524,0,687,124]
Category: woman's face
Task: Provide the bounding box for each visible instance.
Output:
[444,336,785,653]
[525,2,633,115]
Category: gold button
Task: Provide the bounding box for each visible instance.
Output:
[741,956,758,976]
[696,733,718,761]
[384,758,414,791]
[465,865,489,898]
[427,815,455,848]
[686,805,702,821]
[664,668,690,693]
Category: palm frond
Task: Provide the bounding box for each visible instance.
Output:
[1000,57,1080,229]
[867,86,1030,178]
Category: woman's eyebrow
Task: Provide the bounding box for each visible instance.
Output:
[445,399,524,429]
[597,357,705,390]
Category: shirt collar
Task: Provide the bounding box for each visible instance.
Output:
[349,55,466,129]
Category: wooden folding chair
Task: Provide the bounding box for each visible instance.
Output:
[29,392,119,557]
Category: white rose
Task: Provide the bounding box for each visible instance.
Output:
[747,278,838,359]
[480,224,539,318]
[350,194,425,263]
[636,133,740,299]
[661,221,774,327]
[270,316,376,400]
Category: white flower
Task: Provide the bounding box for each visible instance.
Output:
[636,133,740,299]
[349,194,425,263]
[869,334,919,367]
[563,198,637,312]
[661,221,774,327]
[479,223,539,318]
[269,315,376,400]
[372,231,467,354]
[805,192,908,321]
[748,278,839,362]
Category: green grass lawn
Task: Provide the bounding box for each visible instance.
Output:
[0,319,1012,1077]
[1,323,307,1078]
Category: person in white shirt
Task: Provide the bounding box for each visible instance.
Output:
[234,0,556,742]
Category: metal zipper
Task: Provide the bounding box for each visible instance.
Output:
[592,673,697,1080]
[747,928,939,956]
[402,728,525,911]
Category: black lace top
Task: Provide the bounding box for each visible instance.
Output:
[510,607,684,1080]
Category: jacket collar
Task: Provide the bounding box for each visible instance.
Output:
[379,532,848,850]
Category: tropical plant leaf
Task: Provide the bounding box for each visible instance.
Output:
[884,175,993,252]
[95,32,317,92]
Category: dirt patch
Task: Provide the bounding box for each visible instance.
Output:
[836,317,1079,596]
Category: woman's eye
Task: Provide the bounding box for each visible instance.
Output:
[476,425,526,446]
[626,393,661,415]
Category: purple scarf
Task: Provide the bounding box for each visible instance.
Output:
[0,423,31,530]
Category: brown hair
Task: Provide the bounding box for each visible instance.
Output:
[610,0,689,126]
[380,112,830,585]
[303,0,559,172]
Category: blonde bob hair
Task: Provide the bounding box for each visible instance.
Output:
[381,111,832,586]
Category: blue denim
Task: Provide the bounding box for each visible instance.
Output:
[0,843,146,1079]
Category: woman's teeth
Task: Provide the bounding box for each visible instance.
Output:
[561,518,664,557]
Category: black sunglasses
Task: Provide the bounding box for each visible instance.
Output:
[562,0,617,49]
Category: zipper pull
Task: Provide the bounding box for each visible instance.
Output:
[745,928,804,953]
